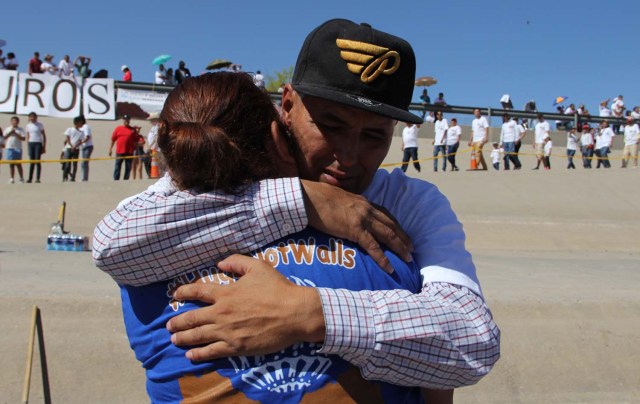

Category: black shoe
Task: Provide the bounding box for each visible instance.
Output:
[26,179,32,183]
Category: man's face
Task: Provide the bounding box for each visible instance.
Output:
[28,114,36,122]
[123,118,131,126]
[282,86,395,194]
[11,118,19,127]
[474,109,481,118]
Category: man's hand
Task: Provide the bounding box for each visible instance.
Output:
[300,180,413,274]
[166,255,325,362]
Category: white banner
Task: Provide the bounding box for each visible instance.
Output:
[83,79,116,120]
[116,89,168,115]
[17,73,81,118]
[0,70,19,113]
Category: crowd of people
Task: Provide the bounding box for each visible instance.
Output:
[401,109,640,173]
[0,50,93,78]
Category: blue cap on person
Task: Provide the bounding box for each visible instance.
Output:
[292,18,422,124]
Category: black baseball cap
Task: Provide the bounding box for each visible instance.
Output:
[292,18,422,124]
[122,114,131,120]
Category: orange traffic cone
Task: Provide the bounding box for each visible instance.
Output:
[469,148,478,170]
[150,149,161,179]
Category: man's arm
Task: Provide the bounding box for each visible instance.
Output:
[167,170,500,388]
[93,177,413,284]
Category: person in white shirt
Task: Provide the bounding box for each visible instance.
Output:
[25,112,47,183]
[146,112,164,177]
[254,70,265,89]
[79,115,94,181]
[498,114,522,170]
[400,122,421,173]
[533,114,550,170]
[58,55,72,77]
[63,116,85,181]
[155,64,167,85]
[543,138,552,169]
[468,108,489,170]
[514,117,526,155]
[432,110,448,171]
[595,120,614,168]
[599,99,611,117]
[580,124,595,168]
[490,143,502,170]
[566,128,578,169]
[621,116,639,168]
[446,118,462,171]
[611,95,625,134]
[3,116,26,183]
[40,54,58,76]
[563,104,576,130]
[424,111,435,123]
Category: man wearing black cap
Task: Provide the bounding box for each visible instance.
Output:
[108,115,140,180]
[95,19,499,391]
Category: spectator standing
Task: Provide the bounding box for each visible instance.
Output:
[174,61,191,84]
[40,54,58,75]
[5,52,19,70]
[79,115,94,181]
[446,117,462,171]
[621,116,639,168]
[631,107,640,120]
[28,52,43,74]
[498,113,522,170]
[514,117,526,155]
[73,56,91,79]
[165,68,176,86]
[253,70,265,89]
[599,99,611,118]
[131,129,146,180]
[566,128,578,169]
[109,115,139,180]
[543,138,552,169]
[533,114,550,170]
[146,112,163,177]
[580,124,595,168]
[490,143,502,170]
[58,55,72,77]
[424,111,435,123]
[524,99,537,128]
[469,108,489,170]
[595,120,613,168]
[612,95,625,133]
[400,122,421,173]
[434,92,447,106]
[563,103,575,130]
[432,110,448,171]
[63,117,85,182]
[25,112,47,183]
[3,116,26,183]
[419,89,430,119]
[155,64,167,84]
[121,65,132,81]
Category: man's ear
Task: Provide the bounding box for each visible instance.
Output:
[280,84,295,128]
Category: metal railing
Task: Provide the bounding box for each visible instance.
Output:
[113,80,629,127]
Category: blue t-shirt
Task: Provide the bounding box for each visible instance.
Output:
[121,228,422,403]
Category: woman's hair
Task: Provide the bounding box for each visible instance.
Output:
[158,72,282,193]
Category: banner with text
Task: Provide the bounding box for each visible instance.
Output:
[0,71,116,120]
[0,70,19,113]
[116,89,168,119]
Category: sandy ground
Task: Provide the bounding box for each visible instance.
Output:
[1,115,639,403]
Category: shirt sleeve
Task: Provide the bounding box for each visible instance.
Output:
[313,168,499,387]
[92,176,308,285]
[316,283,500,388]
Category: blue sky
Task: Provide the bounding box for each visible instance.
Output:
[3,0,639,116]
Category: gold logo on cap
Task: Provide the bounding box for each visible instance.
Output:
[336,39,400,83]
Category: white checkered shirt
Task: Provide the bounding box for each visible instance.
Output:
[93,176,500,388]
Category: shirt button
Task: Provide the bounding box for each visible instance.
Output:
[282,223,292,232]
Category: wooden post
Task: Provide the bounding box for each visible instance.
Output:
[22,306,52,404]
